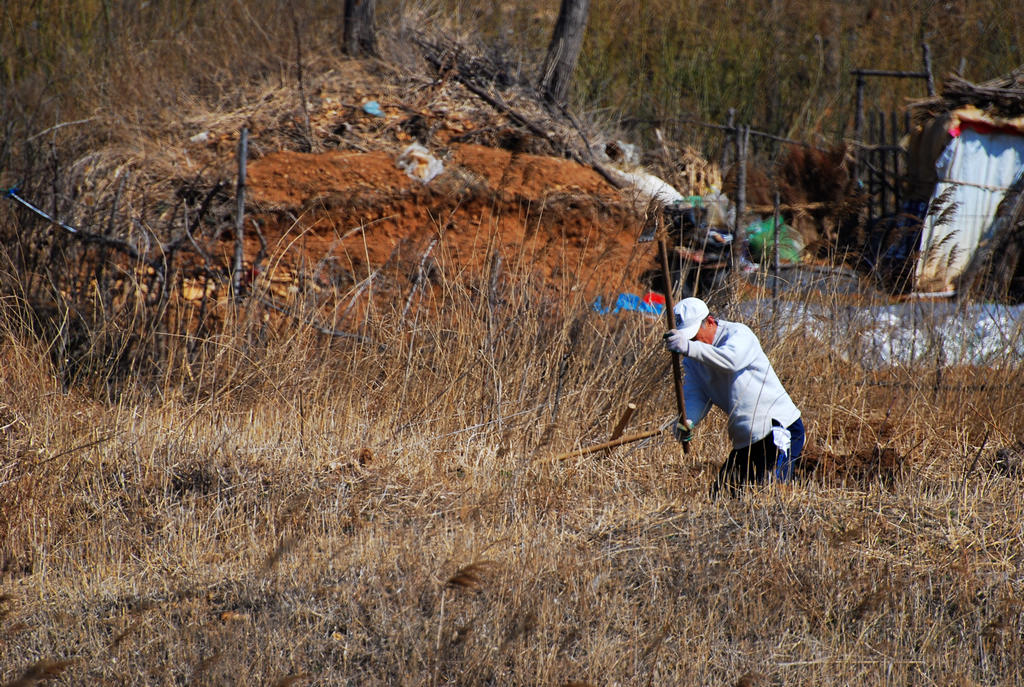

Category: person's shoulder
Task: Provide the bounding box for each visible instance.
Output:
[733,321,756,337]
[717,319,753,337]
[717,320,759,344]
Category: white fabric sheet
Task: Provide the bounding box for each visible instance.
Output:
[916,127,1024,290]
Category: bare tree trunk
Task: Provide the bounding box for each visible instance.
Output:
[343,0,377,57]
[539,0,590,105]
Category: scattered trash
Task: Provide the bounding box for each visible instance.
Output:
[610,168,684,204]
[991,441,1024,478]
[189,131,210,144]
[362,100,384,117]
[595,137,687,205]
[593,292,665,316]
[662,196,735,263]
[738,255,759,273]
[642,191,734,242]
[708,229,733,246]
[605,140,640,166]
[698,187,735,228]
[396,143,445,183]
[745,218,805,263]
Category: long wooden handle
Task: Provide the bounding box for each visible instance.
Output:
[658,236,689,453]
[539,428,663,465]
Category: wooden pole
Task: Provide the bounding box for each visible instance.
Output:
[658,236,689,454]
[731,125,748,272]
[539,428,663,464]
[609,402,637,442]
[720,107,735,172]
[232,126,248,300]
[772,189,780,309]
[850,65,932,186]
[922,43,935,96]
[851,68,931,79]
[603,401,638,457]
[879,111,888,217]
[854,74,865,185]
[867,111,876,224]
[891,110,902,214]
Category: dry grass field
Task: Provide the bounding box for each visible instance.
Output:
[3,262,1023,685]
[2,2,1024,685]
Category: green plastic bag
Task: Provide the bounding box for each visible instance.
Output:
[745,218,804,263]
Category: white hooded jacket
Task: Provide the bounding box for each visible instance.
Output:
[682,319,800,450]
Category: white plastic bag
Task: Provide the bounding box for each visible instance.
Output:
[396,143,444,183]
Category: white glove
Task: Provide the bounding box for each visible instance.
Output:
[663,329,691,355]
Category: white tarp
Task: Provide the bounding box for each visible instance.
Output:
[740,299,1024,369]
[916,125,1024,291]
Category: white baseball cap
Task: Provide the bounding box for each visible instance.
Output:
[673,297,709,340]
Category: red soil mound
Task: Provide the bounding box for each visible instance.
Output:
[242,143,653,306]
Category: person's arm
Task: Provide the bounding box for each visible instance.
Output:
[685,330,757,372]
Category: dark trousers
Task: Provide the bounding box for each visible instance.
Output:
[713,418,806,497]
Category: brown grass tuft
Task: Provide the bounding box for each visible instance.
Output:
[192,651,223,678]
[108,620,141,649]
[261,536,298,574]
[445,561,499,592]
[502,608,538,648]
[0,594,11,624]
[851,586,891,622]
[2,659,74,687]
[734,673,766,687]
[270,675,310,687]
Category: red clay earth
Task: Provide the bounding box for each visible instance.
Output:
[242,142,654,308]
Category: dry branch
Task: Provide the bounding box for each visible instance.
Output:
[411,33,624,189]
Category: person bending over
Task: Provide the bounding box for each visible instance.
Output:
[664,297,805,496]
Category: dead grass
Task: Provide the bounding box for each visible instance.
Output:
[2,3,1023,685]
[2,251,1023,684]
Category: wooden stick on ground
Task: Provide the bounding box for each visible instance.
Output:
[538,428,663,465]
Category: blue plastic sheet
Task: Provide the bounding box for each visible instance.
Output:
[593,293,665,316]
